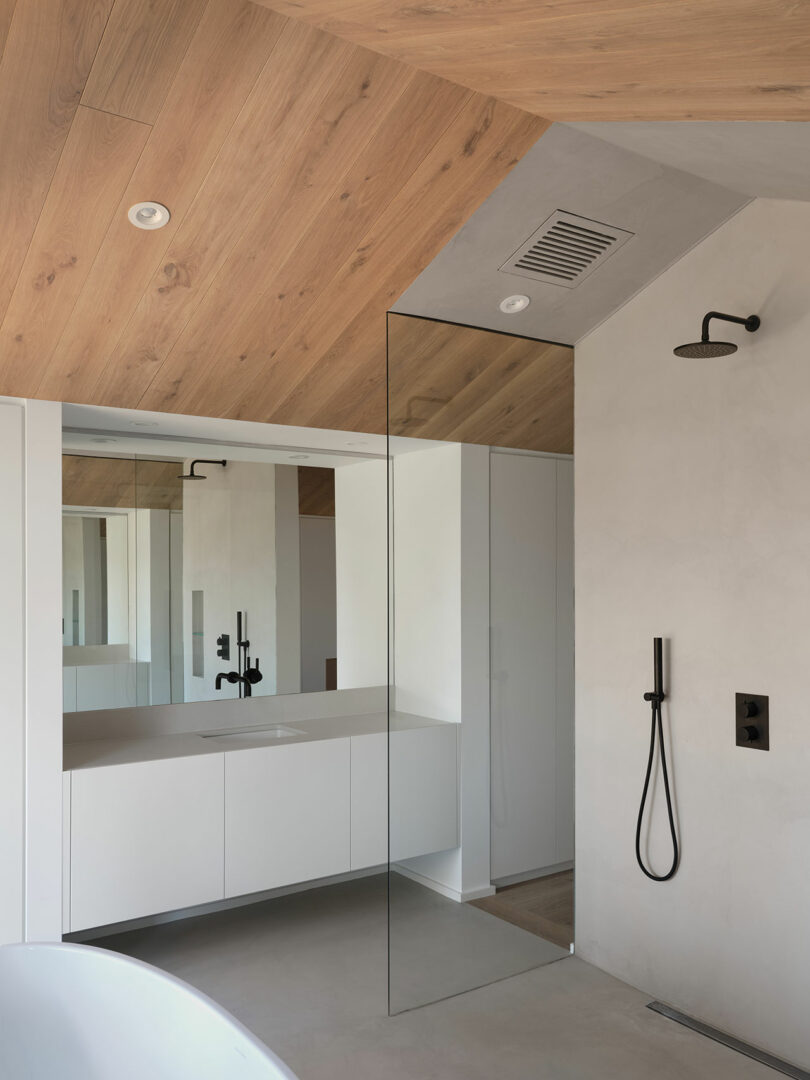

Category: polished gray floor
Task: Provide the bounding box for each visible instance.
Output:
[95,874,772,1079]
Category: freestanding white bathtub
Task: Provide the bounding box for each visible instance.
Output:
[0,942,298,1079]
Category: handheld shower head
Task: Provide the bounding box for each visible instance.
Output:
[177,458,227,480]
[674,311,760,358]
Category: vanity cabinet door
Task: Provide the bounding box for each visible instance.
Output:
[350,725,459,868]
[225,738,351,897]
[69,754,225,932]
[350,733,387,869]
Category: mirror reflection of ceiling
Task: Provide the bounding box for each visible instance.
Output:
[252,0,810,121]
[388,315,572,454]
[62,455,183,511]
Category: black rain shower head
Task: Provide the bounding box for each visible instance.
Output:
[674,311,760,358]
[177,458,227,480]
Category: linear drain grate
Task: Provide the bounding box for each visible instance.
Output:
[500,210,633,288]
[647,1001,810,1079]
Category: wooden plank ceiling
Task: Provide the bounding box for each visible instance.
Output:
[388,315,573,454]
[0,0,548,437]
[253,0,810,121]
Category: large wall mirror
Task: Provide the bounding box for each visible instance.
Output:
[63,445,384,713]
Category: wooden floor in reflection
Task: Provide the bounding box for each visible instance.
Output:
[470,870,574,951]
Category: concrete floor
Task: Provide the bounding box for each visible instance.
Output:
[94,873,772,1080]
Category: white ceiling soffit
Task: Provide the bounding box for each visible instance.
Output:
[61,402,387,465]
[392,123,750,345]
[567,122,810,201]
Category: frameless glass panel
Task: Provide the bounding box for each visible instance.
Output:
[387,313,575,1014]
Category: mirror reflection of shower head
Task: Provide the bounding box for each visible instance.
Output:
[674,311,760,358]
[177,458,227,480]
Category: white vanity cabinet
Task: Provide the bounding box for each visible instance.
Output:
[63,717,459,932]
[68,754,225,932]
[350,725,459,868]
[225,738,351,897]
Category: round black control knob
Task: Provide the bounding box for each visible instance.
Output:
[741,724,760,742]
[741,699,759,719]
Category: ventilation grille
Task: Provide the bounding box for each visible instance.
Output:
[500,210,634,289]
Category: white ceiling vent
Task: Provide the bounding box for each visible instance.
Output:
[500,210,634,288]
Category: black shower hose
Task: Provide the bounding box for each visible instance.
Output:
[635,694,679,881]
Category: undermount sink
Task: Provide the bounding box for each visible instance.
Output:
[200,724,305,745]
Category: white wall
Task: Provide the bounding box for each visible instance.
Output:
[576,198,810,1068]
[392,442,491,900]
[0,398,62,944]
[334,459,387,689]
[299,516,337,692]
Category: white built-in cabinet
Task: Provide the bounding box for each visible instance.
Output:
[68,755,225,932]
[225,739,351,897]
[64,724,458,933]
[490,452,574,882]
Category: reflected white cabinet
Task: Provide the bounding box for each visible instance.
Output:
[69,754,225,932]
[225,738,351,897]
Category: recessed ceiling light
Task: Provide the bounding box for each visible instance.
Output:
[91,437,117,444]
[130,420,158,427]
[499,294,530,314]
[346,440,368,447]
[288,454,310,460]
[128,202,171,230]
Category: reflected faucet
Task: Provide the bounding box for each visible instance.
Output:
[215,610,263,698]
[215,670,254,697]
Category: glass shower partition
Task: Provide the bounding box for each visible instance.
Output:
[387,312,575,1014]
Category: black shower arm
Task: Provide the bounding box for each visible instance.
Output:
[700,311,760,341]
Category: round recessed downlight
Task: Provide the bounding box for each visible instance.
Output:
[289,454,310,460]
[130,420,158,427]
[499,294,530,314]
[128,202,171,230]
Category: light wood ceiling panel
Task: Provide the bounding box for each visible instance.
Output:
[252,0,810,121]
[0,107,150,391]
[81,0,208,123]
[0,1,17,64]
[387,314,573,454]
[62,454,184,510]
[0,0,547,438]
[32,0,285,404]
[220,94,544,430]
[99,24,416,410]
[0,0,114,325]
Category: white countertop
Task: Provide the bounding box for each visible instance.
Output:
[63,711,451,771]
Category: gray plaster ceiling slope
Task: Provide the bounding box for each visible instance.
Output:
[391,124,750,346]
[568,122,810,201]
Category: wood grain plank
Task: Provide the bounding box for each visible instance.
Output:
[0,0,114,326]
[82,0,207,123]
[227,96,547,428]
[251,0,810,120]
[0,0,17,66]
[0,106,150,396]
[35,0,285,403]
[92,20,363,407]
[135,50,459,415]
